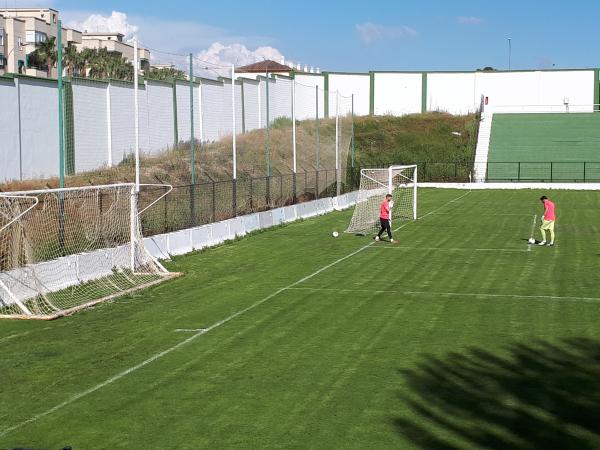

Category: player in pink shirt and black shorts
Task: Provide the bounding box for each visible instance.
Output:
[375,194,395,243]
[538,195,556,246]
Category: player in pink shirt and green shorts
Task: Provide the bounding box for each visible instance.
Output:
[538,195,556,246]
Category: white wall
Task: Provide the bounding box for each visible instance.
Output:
[71,79,110,172]
[145,80,175,154]
[270,76,292,121]
[0,78,21,182]
[175,81,191,144]
[201,79,231,141]
[241,78,260,132]
[328,73,370,116]
[427,73,477,115]
[294,74,325,120]
[109,80,136,164]
[476,70,595,111]
[373,72,422,115]
[18,78,59,179]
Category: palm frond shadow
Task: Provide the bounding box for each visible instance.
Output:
[394,338,600,449]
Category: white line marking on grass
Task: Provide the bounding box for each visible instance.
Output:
[0,244,373,438]
[404,290,600,303]
[174,328,207,333]
[0,190,471,438]
[287,287,600,303]
[367,246,528,253]
[431,212,532,217]
[0,331,30,343]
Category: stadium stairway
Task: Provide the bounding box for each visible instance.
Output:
[473,108,493,182]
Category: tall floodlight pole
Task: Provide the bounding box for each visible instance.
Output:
[335,90,340,196]
[508,38,512,71]
[57,20,66,255]
[133,38,140,192]
[190,53,196,185]
[292,78,297,174]
[232,63,237,180]
[265,61,271,176]
[57,20,64,188]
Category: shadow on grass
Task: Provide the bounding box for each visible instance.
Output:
[394,338,600,449]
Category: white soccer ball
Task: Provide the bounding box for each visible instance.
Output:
[528,238,535,244]
[332,231,339,238]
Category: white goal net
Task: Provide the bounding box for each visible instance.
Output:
[0,183,177,320]
[346,165,417,235]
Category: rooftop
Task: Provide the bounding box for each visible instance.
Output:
[236,60,293,73]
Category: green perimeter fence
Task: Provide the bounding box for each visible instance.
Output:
[140,163,472,237]
[46,161,598,241]
[485,162,600,182]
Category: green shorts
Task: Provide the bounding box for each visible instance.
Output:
[541,220,555,231]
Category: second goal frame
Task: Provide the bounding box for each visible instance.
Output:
[360,165,418,220]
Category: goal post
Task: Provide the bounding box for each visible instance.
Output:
[0,183,178,320]
[346,165,417,235]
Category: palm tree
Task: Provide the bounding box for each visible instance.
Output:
[63,43,80,77]
[27,36,57,75]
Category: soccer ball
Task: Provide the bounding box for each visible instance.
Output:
[528,238,535,244]
[332,231,339,238]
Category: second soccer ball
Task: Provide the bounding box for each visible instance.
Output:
[332,231,339,238]
[528,238,535,244]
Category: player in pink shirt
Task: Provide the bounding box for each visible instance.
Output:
[375,194,395,243]
[538,195,556,246]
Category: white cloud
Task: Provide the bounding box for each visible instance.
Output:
[195,42,283,75]
[68,11,139,39]
[457,16,484,25]
[356,22,417,44]
[63,10,286,75]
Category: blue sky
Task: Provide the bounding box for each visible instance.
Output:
[38,0,600,71]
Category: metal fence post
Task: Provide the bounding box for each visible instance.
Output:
[266,175,271,207]
[517,162,521,181]
[163,191,168,233]
[232,178,237,217]
[189,184,195,227]
[248,176,253,211]
[316,170,320,199]
[584,162,587,182]
[212,181,216,221]
[550,162,553,182]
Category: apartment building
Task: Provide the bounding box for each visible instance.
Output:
[78,32,150,69]
[0,8,149,78]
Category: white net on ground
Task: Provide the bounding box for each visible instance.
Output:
[346,165,417,235]
[0,183,177,320]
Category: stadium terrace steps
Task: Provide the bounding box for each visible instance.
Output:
[473,109,494,182]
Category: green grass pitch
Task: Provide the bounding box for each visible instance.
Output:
[1,188,599,449]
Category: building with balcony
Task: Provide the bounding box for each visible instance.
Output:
[0,8,81,77]
[79,32,150,71]
[0,7,149,78]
